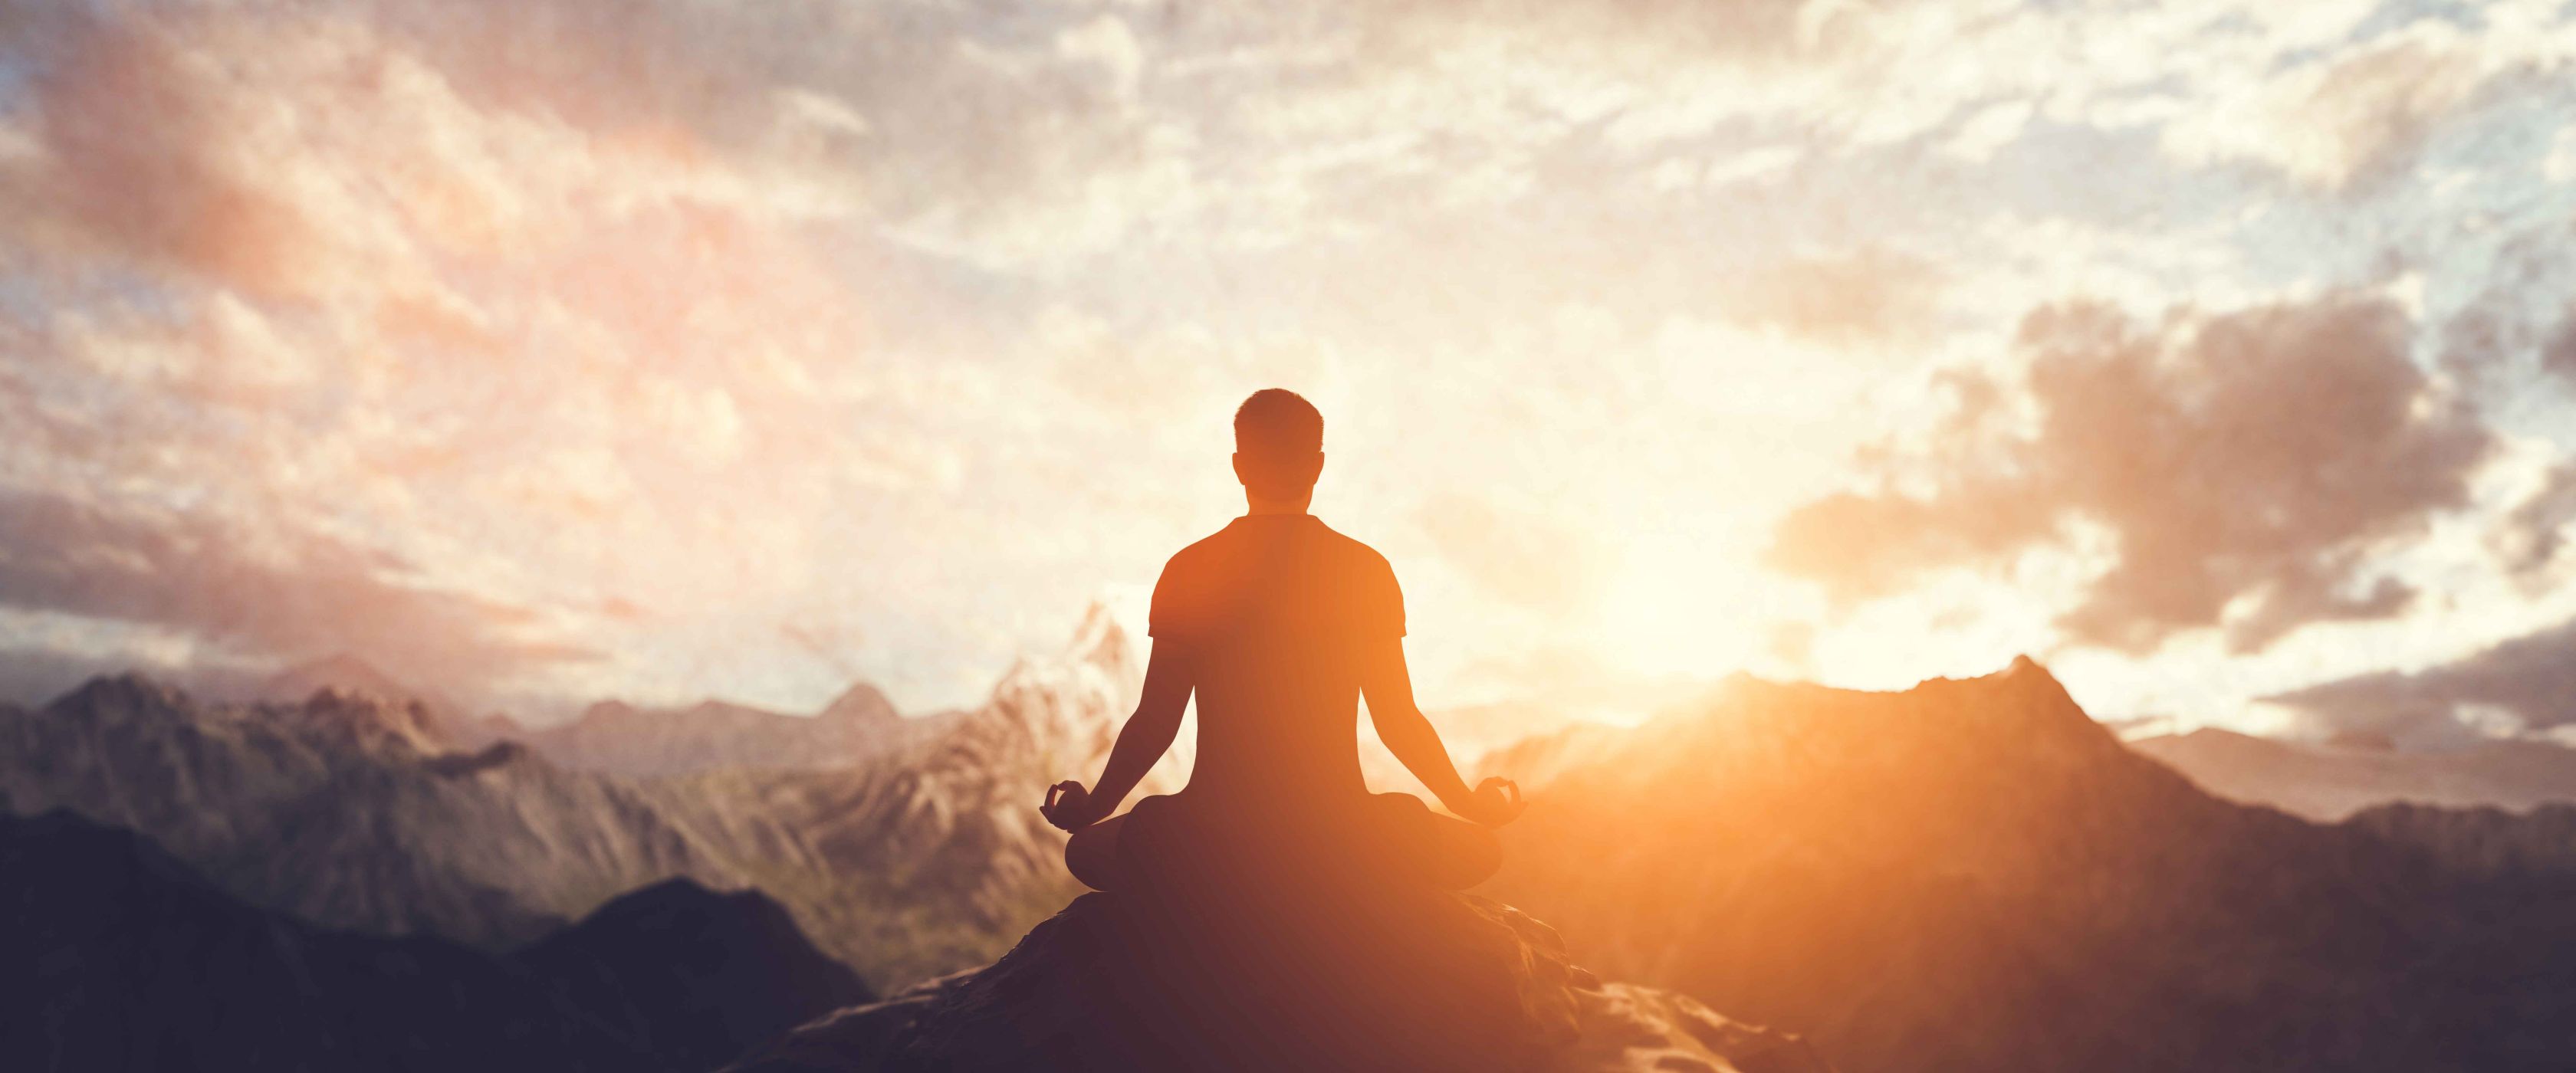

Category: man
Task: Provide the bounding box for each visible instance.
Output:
[1042,388,1523,893]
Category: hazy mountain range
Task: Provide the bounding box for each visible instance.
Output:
[0,604,1173,986]
[2131,726,2576,821]
[8,614,2576,1071]
[246,651,924,776]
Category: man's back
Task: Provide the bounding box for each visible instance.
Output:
[1043,388,1518,896]
[1150,514,1402,813]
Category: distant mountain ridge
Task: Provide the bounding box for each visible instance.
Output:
[255,652,511,749]
[2130,725,2576,820]
[251,651,930,776]
[523,681,910,776]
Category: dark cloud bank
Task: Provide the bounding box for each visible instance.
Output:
[1769,293,2492,655]
[2267,614,2576,743]
[1766,281,2576,742]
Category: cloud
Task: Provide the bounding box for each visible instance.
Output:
[2493,463,2576,576]
[2545,304,2576,382]
[2158,19,2521,192]
[1769,293,2495,655]
[1351,0,1823,67]
[2266,612,2576,741]
[7,9,325,295]
[1415,493,1605,614]
[0,487,596,691]
[0,0,2568,724]
[1717,248,1943,343]
[2434,225,2576,394]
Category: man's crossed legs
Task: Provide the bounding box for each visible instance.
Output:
[1066,792,1501,893]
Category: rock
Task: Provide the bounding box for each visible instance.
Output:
[725,892,1829,1073]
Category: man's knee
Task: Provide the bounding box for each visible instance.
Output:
[1065,822,1120,891]
[1443,825,1502,888]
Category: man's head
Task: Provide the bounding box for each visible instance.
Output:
[1232,389,1325,504]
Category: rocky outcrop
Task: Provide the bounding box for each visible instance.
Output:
[726,892,1829,1073]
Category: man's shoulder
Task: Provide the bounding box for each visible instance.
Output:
[1158,516,1395,577]
[1311,519,1396,576]
[1164,523,1237,566]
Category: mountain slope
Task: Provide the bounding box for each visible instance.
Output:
[518,878,877,1070]
[0,808,868,1072]
[1484,658,2576,1073]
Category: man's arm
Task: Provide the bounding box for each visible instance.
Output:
[1359,634,1480,815]
[1043,640,1192,830]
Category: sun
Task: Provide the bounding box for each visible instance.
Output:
[1588,528,1777,684]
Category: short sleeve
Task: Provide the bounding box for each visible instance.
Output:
[1377,556,1406,638]
[1147,552,1191,639]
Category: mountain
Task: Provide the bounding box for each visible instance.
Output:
[2130,726,2576,820]
[1480,658,2576,1073]
[0,672,826,950]
[256,652,497,749]
[2344,800,2576,878]
[258,652,445,710]
[520,683,911,777]
[517,878,877,1069]
[0,603,1181,991]
[0,808,866,1072]
[254,654,932,780]
[692,600,1191,986]
[725,891,1832,1073]
[17,625,2576,1070]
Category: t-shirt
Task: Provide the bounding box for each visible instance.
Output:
[1149,514,1403,812]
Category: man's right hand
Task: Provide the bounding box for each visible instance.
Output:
[1042,780,1103,832]
[1454,777,1525,827]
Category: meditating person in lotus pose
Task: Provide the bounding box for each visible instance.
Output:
[1040,388,1523,894]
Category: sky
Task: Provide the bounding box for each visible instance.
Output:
[3,0,2576,743]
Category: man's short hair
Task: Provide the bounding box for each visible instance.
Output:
[1234,389,1323,495]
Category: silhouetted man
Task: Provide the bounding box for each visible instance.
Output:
[1042,389,1523,893]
